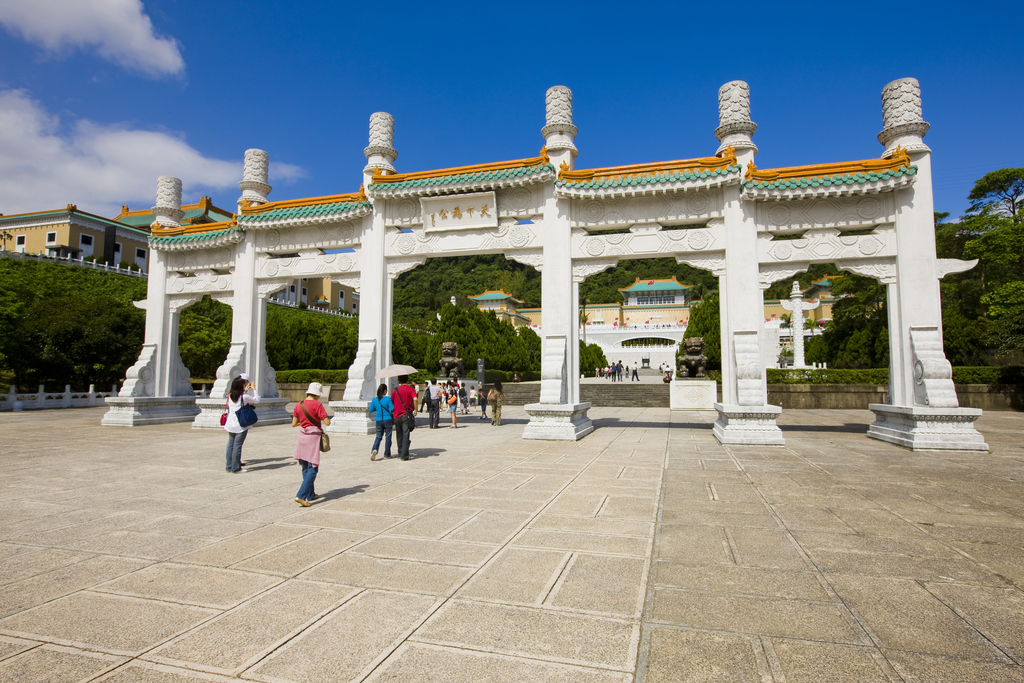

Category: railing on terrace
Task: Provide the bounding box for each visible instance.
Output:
[267,299,355,318]
[1,384,120,412]
[0,250,148,278]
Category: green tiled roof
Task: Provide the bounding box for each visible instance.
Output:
[238,199,371,224]
[150,227,242,245]
[371,164,555,191]
[557,165,741,190]
[470,291,522,302]
[742,165,917,190]
[619,279,690,292]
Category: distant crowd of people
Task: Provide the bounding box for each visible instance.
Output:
[598,361,640,381]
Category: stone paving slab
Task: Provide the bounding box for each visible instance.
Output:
[0,405,1023,681]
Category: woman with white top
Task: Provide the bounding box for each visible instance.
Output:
[223,375,260,473]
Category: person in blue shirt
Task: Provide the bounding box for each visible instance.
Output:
[368,383,394,461]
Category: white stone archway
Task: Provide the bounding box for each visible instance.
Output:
[103,78,987,451]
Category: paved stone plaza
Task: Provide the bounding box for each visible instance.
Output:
[0,406,1023,682]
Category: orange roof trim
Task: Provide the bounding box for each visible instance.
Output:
[372,148,551,185]
[745,148,912,182]
[561,147,738,183]
[149,219,236,237]
[239,188,368,215]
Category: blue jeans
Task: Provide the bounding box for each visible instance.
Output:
[225,430,248,472]
[373,419,393,457]
[296,459,318,500]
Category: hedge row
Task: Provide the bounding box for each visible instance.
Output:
[468,369,541,383]
[275,369,349,384]
[767,369,889,385]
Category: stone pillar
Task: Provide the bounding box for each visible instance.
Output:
[102,176,199,425]
[780,282,820,369]
[867,78,987,450]
[525,86,593,440]
[711,81,784,445]
[194,149,288,427]
[328,113,397,435]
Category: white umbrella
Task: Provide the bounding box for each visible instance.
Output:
[374,364,419,379]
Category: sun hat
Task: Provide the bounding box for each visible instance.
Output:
[306,382,323,397]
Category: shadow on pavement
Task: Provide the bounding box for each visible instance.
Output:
[780,423,868,434]
[321,484,370,501]
[407,448,445,460]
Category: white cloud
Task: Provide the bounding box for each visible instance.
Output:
[0,90,305,217]
[0,0,184,77]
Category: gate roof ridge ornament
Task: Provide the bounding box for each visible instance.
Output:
[559,147,738,184]
[370,148,552,186]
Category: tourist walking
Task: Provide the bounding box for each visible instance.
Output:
[427,378,441,429]
[458,383,468,414]
[292,382,330,506]
[489,380,507,426]
[391,375,417,460]
[446,381,459,428]
[368,383,394,461]
[479,384,489,420]
[632,362,639,381]
[223,375,260,473]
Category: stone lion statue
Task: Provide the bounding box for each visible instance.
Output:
[677,337,708,378]
[438,341,464,380]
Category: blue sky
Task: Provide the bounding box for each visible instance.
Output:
[0,0,1020,219]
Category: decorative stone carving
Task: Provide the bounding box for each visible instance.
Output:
[505,249,544,272]
[677,253,726,277]
[331,275,361,290]
[343,339,376,402]
[258,280,289,299]
[936,258,979,279]
[781,282,821,369]
[677,338,708,378]
[757,196,896,232]
[167,247,236,272]
[715,81,757,150]
[570,192,723,228]
[538,335,568,405]
[760,227,894,265]
[759,263,810,290]
[572,258,618,283]
[879,77,930,149]
[169,351,194,397]
[542,85,578,141]
[238,149,271,205]
[364,112,397,173]
[387,256,426,279]
[153,176,184,227]
[734,331,763,406]
[119,344,157,397]
[169,270,231,295]
[867,404,987,451]
[909,327,958,408]
[439,342,465,380]
[167,294,202,314]
[210,342,246,399]
[834,257,897,284]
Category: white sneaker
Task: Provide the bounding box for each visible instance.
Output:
[371,450,378,461]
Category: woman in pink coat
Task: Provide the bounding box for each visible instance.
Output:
[291,382,330,506]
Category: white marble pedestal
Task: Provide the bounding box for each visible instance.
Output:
[327,400,374,435]
[671,379,717,410]
[713,403,785,445]
[101,396,199,426]
[192,397,291,429]
[523,403,594,441]
[867,404,989,451]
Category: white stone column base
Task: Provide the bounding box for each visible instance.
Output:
[867,404,989,451]
[713,403,785,446]
[523,402,594,441]
[671,379,717,410]
[192,397,291,429]
[101,396,199,426]
[327,400,374,435]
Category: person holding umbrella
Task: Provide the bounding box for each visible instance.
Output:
[375,364,419,461]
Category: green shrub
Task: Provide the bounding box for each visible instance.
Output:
[466,368,540,383]
[952,366,1024,384]
[767,369,890,385]
[275,369,349,384]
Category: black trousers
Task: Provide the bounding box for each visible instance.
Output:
[428,399,440,428]
[395,415,412,459]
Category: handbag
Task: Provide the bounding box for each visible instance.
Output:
[447,393,457,405]
[299,400,331,452]
[219,399,228,426]
[395,388,415,432]
[236,402,259,428]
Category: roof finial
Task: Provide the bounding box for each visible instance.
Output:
[238,149,271,206]
[153,176,184,228]
[715,81,757,156]
[364,112,397,175]
[878,78,930,158]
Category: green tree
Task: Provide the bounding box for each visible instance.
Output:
[968,168,1024,222]
[682,294,721,369]
[579,341,608,374]
[809,275,888,369]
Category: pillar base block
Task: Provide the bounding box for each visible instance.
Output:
[523,402,594,441]
[326,400,374,435]
[713,403,785,445]
[192,397,291,429]
[101,396,199,426]
[671,379,717,410]
[867,404,989,451]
